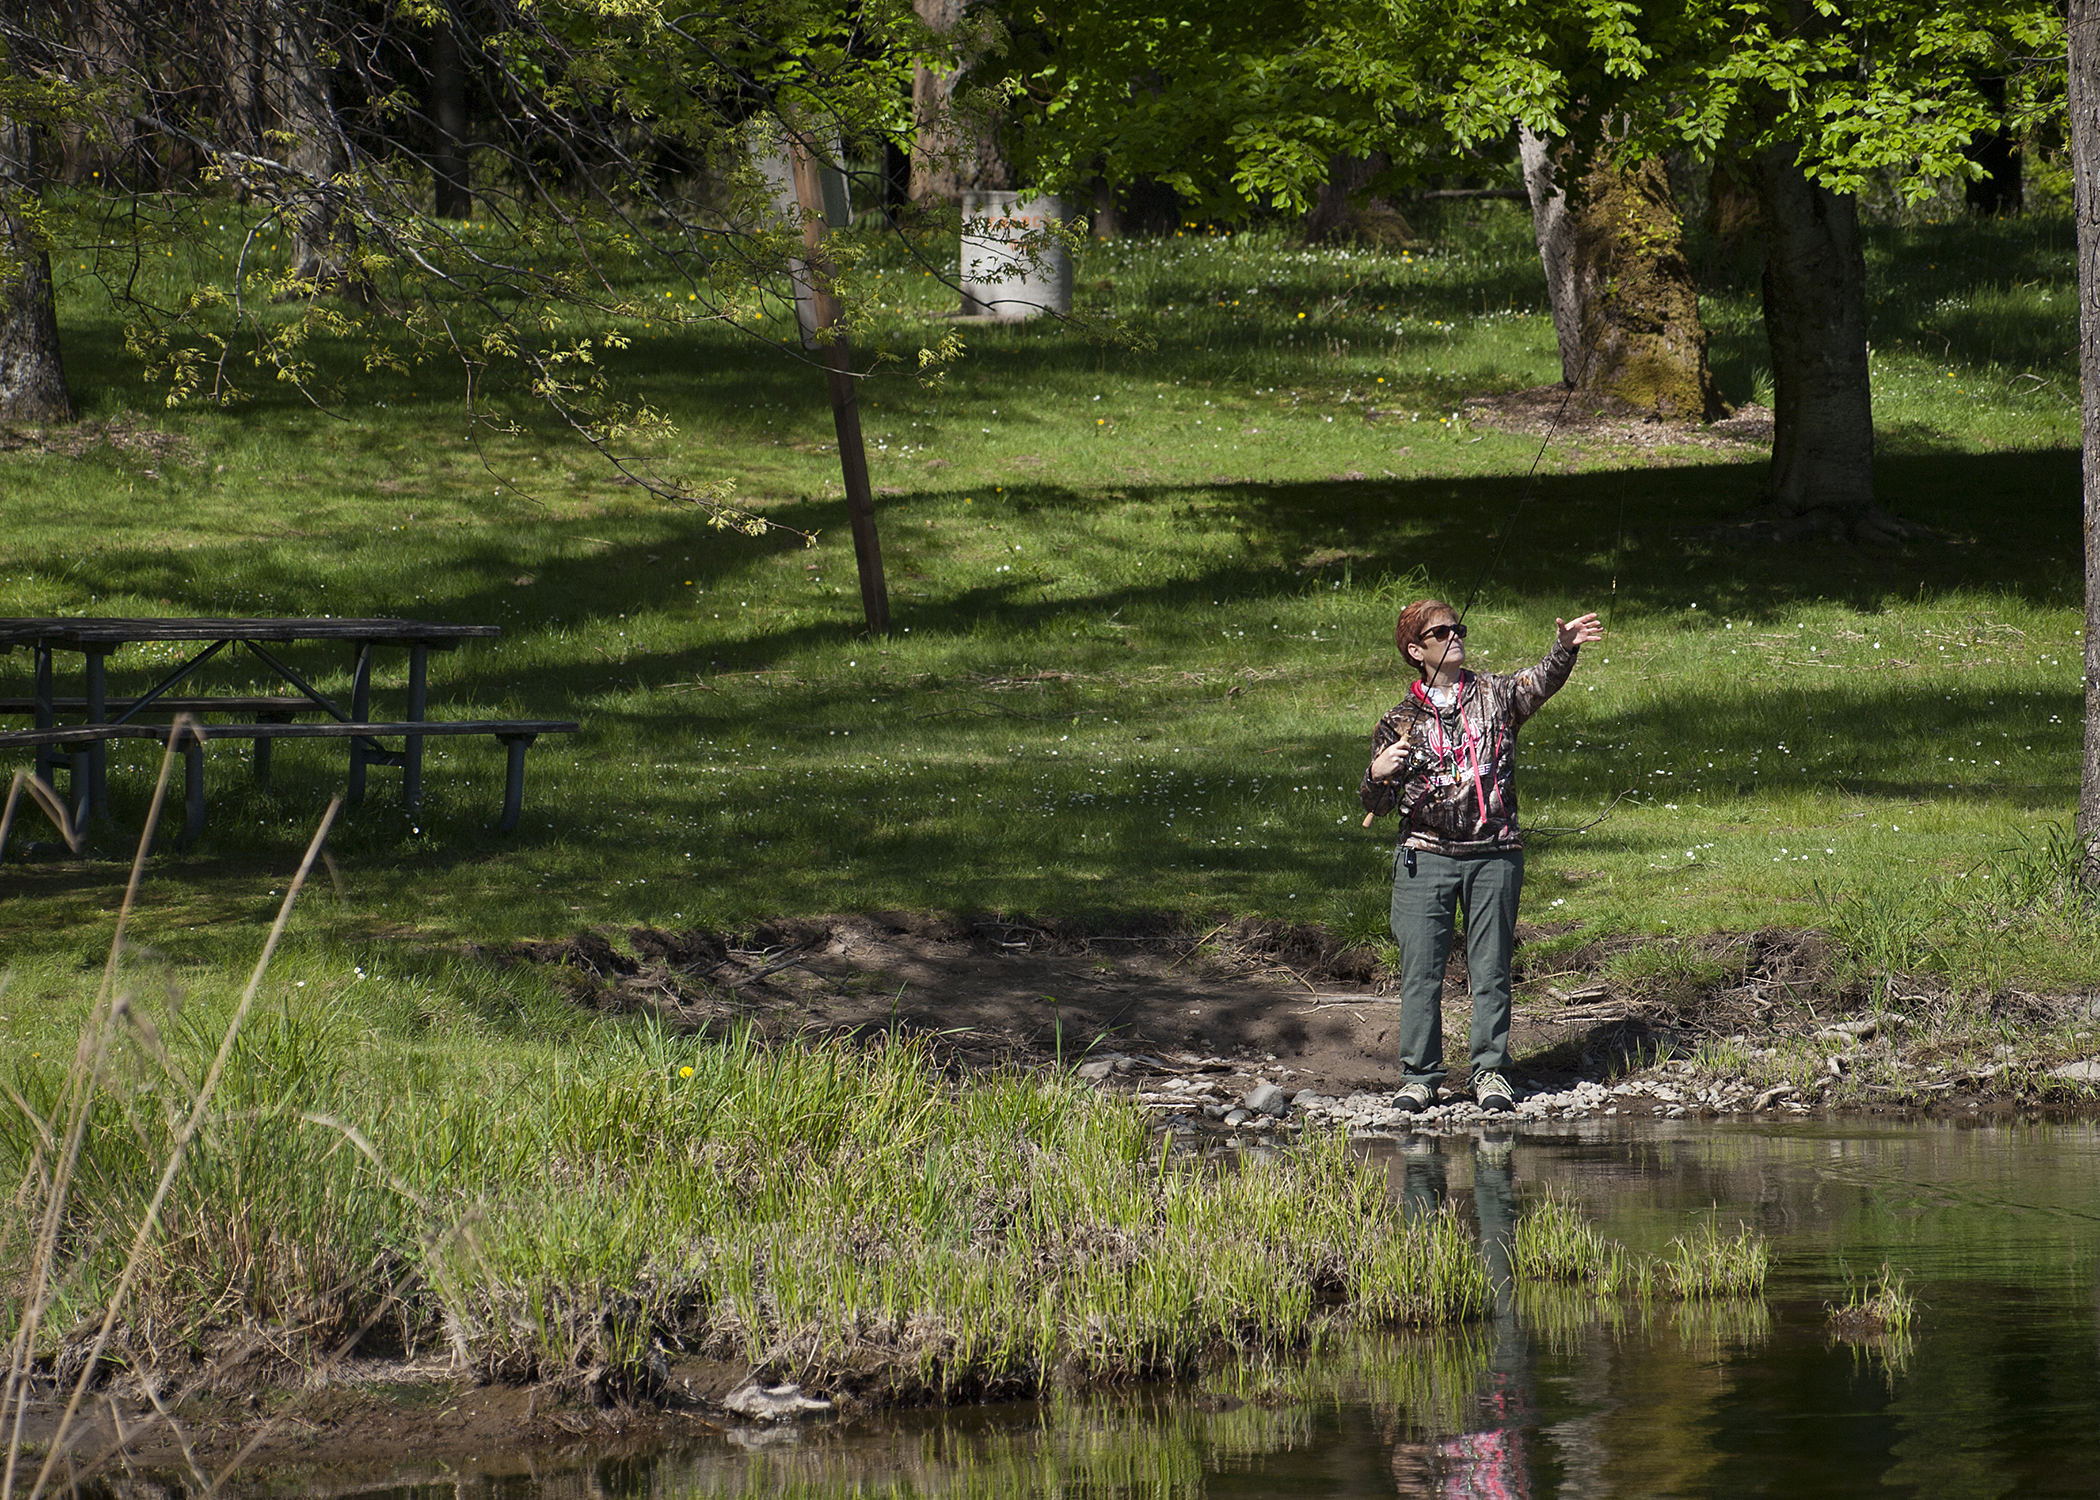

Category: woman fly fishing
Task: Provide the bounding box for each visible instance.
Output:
[1359,600,1604,1113]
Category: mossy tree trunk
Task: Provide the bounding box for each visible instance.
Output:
[2069,0,2100,880]
[1520,130,1721,421]
[0,120,75,423]
[1568,154,1722,421]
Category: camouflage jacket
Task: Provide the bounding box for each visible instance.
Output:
[1357,643,1578,855]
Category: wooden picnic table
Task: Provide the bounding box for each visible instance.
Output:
[0,618,574,841]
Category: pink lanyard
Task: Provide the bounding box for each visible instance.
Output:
[1412,675,1490,821]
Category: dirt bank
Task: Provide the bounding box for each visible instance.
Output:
[496,914,2100,1125]
[5,1354,751,1492]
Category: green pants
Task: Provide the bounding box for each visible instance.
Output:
[1388,846,1523,1088]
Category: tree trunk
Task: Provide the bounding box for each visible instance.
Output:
[430,13,471,221]
[1567,155,1721,420]
[1965,75,2023,216]
[910,0,1008,203]
[1519,127,1581,384]
[1753,142,1887,535]
[1305,154,1411,245]
[269,4,359,294]
[787,135,891,638]
[2069,0,2100,878]
[1089,175,1119,238]
[0,121,76,423]
[1521,129,1719,420]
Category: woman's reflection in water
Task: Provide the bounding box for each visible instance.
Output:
[1392,1130,1535,1499]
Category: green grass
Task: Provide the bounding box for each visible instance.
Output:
[2,934,1491,1403]
[1512,1190,1644,1295]
[1660,1216,1771,1299]
[1828,1261,1917,1335]
[0,205,2091,1042]
[1514,1193,1769,1300]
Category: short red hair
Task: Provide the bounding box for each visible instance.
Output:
[1393,599,1458,680]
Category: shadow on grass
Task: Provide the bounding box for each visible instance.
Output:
[29,443,2075,663]
[23,659,2070,932]
[0,431,2081,934]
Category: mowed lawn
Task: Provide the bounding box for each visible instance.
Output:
[0,204,2088,1033]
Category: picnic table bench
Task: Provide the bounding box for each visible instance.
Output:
[0,618,577,844]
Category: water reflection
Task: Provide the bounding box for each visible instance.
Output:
[1388,1132,1533,1498]
[210,1120,2100,1500]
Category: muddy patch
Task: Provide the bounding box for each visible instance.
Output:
[494,912,1418,1098]
[1455,386,1773,453]
[493,915,2100,1121]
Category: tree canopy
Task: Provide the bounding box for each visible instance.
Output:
[997,0,2061,211]
[0,0,964,527]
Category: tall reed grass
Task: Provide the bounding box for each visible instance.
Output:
[7,1014,1493,1407]
[3,783,1495,1456]
[1828,1261,1916,1336]
[1513,1194,1769,1302]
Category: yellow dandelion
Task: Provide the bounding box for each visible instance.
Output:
[680,1065,694,1077]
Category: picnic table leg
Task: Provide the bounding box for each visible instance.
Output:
[254,714,293,788]
[179,739,206,847]
[405,643,428,811]
[348,643,373,806]
[69,745,91,834]
[32,644,53,793]
[498,733,536,834]
[85,646,110,820]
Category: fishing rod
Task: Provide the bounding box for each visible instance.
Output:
[1360,347,1617,830]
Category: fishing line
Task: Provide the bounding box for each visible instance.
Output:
[1525,788,1637,848]
[1375,341,1631,837]
[1453,340,1597,625]
[1605,467,1630,637]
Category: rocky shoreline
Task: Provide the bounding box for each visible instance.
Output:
[1088,1042,2100,1143]
[503,916,2100,1134]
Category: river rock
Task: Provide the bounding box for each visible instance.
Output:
[1242,1082,1288,1117]
[1814,1020,1879,1044]
[1291,1088,1327,1109]
[1224,1108,1251,1126]
[2051,1059,2100,1083]
[725,1381,832,1421]
[1076,1058,1115,1081]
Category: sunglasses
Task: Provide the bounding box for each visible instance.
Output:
[1421,622,1468,642]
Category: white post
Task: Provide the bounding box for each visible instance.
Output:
[959,191,1071,319]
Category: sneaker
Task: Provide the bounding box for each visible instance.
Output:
[1391,1082,1436,1113]
[1473,1070,1516,1113]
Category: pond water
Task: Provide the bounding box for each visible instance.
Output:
[258,1119,2100,1499]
